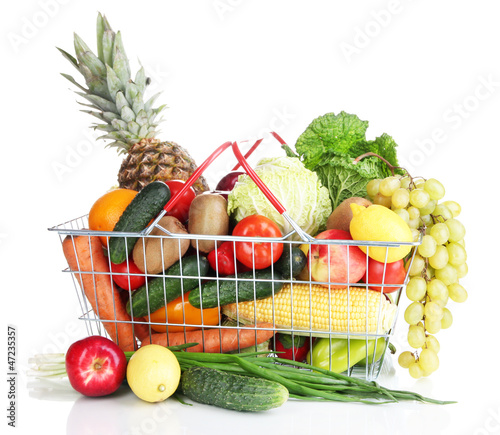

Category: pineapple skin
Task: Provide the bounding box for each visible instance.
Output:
[118,138,210,194]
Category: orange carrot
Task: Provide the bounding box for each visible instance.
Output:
[141,323,274,353]
[117,290,151,349]
[62,235,136,351]
[132,318,152,344]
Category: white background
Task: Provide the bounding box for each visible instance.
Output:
[2,0,499,434]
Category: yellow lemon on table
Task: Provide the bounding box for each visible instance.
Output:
[126,345,181,403]
[349,204,413,263]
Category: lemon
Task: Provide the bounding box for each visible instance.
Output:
[296,244,310,281]
[298,243,309,256]
[126,345,181,403]
[349,203,413,262]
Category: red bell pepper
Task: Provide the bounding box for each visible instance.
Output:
[275,333,311,362]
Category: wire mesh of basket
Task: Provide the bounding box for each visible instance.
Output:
[49,137,420,380]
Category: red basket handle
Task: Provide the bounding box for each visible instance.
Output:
[230,141,286,214]
[163,140,232,213]
[164,139,286,215]
[231,138,263,171]
[160,135,311,241]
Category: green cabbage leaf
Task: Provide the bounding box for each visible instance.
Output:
[293,111,402,209]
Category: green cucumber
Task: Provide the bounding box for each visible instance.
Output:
[180,366,288,412]
[126,255,209,317]
[108,181,171,264]
[274,246,307,279]
[188,269,284,309]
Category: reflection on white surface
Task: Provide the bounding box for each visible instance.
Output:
[66,386,184,435]
[24,363,458,435]
[27,378,80,402]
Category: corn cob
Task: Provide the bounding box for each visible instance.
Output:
[222,283,397,335]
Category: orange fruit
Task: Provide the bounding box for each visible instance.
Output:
[88,188,138,247]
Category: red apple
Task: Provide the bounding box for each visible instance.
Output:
[213,171,244,199]
[216,171,244,191]
[308,229,367,288]
[65,336,127,397]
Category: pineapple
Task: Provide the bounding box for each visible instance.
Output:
[58,13,209,194]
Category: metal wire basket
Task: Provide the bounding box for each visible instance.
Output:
[49,139,420,380]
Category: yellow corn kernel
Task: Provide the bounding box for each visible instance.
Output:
[222,284,396,335]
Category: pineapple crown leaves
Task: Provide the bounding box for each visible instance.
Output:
[57,12,166,153]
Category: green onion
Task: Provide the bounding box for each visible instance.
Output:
[171,350,455,405]
[28,345,455,405]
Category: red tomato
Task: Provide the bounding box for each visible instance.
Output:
[207,242,237,275]
[362,258,406,293]
[232,215,283,269]
[164,180,196,223]
[110,257,146,291]
[207,242,252,275]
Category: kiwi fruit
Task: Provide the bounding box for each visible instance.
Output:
[326,197,372,232]
[188,193,229,253]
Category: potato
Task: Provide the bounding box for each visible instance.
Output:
[133,216,190,274]
[188,193,229,253]
[326,197,372,233]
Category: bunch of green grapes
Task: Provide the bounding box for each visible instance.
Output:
[366,175,467,378]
